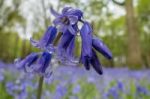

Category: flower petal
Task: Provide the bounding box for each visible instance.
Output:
[59,30,74,49]
[30,26,57,49]
[57,30,74,61]
[53,17,62,26]
[80,22,93,70]
[65,9,83,20]
[80,55,90,70]
[66,37,75,57]
[36,52,52,74]
[68,25,76,35]
[80,22,93,57]
[90,49,103,75]
[50,7,60,17]
[58,25,67,33]
[68,15,78,25]
[30,38,40,48]
[15,53,39,70]
[40,26,57,46]
[62,7,72,14]
[92,37,112,59]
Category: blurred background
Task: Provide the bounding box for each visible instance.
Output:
[0,0,150,69]
[0,0,150,99]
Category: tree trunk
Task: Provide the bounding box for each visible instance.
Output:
[125,0,142,69]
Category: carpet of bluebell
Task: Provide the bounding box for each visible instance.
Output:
[0,61,150,99]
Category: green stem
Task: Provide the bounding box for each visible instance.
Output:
[37,76,44,99]
[36,32,62,99]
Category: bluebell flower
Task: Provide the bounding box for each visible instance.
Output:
[92,37,112,59]
[136,85,149,95]
[72,84,81,94]
[6,82,28,99]
[50,7,82,35]
[80,21,112,75]
[30,26,57,53]
[117,81,124,91]
[90,49,103,75]
[34,52,52,77]
[80,22,93,70]
[107,86,119,99]
[15,53,39,71]
[15,52,52,77]
[54,84,67,99]
[61,7,83,20]
[57,29,77,65]
[57,30,74,62]
[66,36,75,59]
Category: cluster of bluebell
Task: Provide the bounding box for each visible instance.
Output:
[15,7,112,77]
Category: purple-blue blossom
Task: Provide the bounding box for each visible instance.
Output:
[30,26,57,53]
[15,53,39,70]
[79,21,112,75]
[50,7,82,35]
[15,7,112,76]
[15,52,52,77]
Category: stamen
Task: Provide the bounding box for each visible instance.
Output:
[61,16,70,25]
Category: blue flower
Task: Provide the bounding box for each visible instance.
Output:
[54,84,67,98]
[66,36,75,60]
[15,53,39,71]
[57,30,74,62]
[50,7,82,35]
[92,37,112,59]
[107,86,119,99]
[61,7,83,20]
[35,52,52,77]
[15,52,52,77]
[72,84,81,94]
[30,26,57,53]
[90,49,103,75]
[15,7,112,76]
[136,85,149,95]
[80,21,112,75]
[80,22,93,70]
[6,82,28,99]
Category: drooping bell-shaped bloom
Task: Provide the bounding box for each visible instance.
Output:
[15,52,52,77]
[30,26,57,53]
[80,22,93,70]
[80,22,93,57]
[79,21,112,75]
[92,37,112,59]
[65,36,79,65]
[90,49,103,75]
[66,36,75,59]
[15,53,39,71]
[50,7,82,35]
[34,52,52,77]
[57,30,74,62]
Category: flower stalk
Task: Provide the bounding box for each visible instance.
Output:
[37,76,44,99]
[36,32,62,99]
